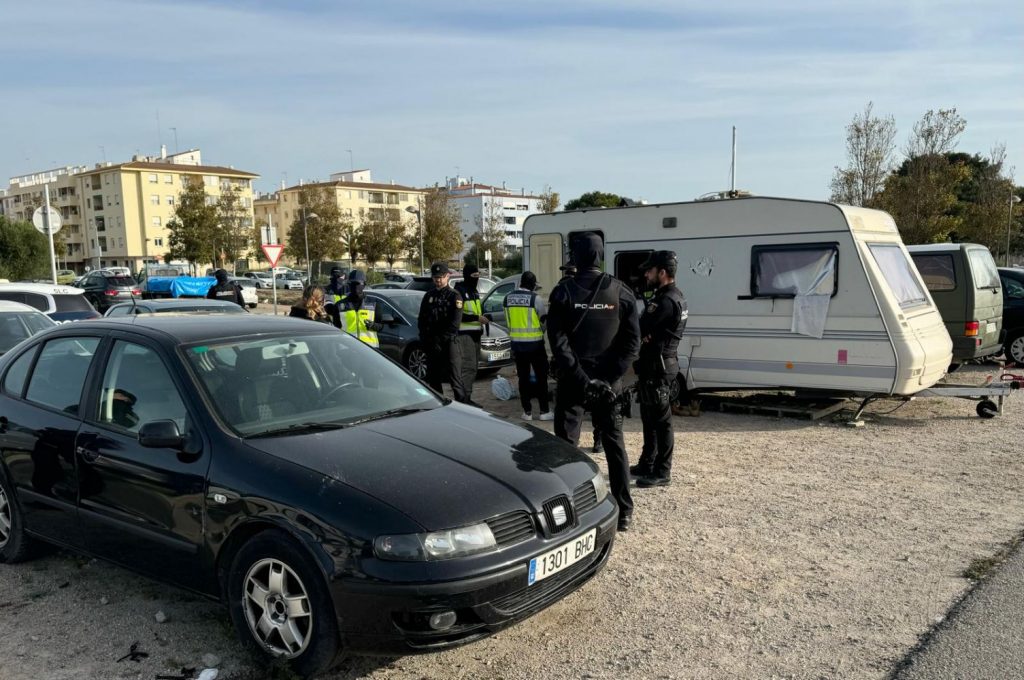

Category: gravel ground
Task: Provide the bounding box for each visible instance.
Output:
[2,363,1023,680]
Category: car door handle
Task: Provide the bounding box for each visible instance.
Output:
[76,445,100,462]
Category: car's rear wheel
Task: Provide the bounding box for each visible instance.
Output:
[404,345,429,380]
[227,530,340,678]
[1006,333,1024,365]
[0,469,34,563]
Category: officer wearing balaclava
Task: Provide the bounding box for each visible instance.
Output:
[452,264,489,406]
[325,267,346,305]
[206,268,244,307]
[547,233,640,531]
[336,270,382,347]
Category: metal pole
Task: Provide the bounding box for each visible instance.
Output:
[44,185,57,284]
[1006,192,1020,267]
[730,126,737,193]
[302,207,310,277]
[269,214,278,316]
[418,209,424,274]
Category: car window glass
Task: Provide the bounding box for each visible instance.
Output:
[95,341,187,434]
[386,293,424,318]
[374,299,402,324]
[54,294,94,312]
[0,292,27,305]
[3,347,38,397]
[105,277,136,287]
[484,283,514,314]
[106,305,129,317]
[21,293,50,312]
[1001,276,1024,299]
[968,249,1000,289]
[21,312,55,334]
[0,314,43,353]
[25,337,100,414]
[911,254,956,291]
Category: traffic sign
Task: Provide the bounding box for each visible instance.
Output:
[32,207,63,235]
[261,244,285,268]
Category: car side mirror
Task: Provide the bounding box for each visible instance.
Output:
[379,312,397,325]
[138,420,185,449]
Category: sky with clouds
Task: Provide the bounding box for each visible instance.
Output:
[2,0,1021,203]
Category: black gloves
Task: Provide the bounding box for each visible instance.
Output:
[584,379,616,409]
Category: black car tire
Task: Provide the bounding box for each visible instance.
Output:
[0,468,34,564]
[227,529,341,678]
[1006,333,1024,365]
[404,344,429,380]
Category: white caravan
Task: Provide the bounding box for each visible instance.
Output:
[523,197,953,397]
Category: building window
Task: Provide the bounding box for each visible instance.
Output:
[368,192,384,204]
[93,195,103,211]
[152,216,162,227]
[517,204,529,210]
[86,198,91,209]
[504,216,517,225]
[358,191,365,200]
[95,217,106,232]
[104,174,111,185]
[399,193,409,202]
[148,174,158,183]
[118,238,124,248]
[98,237,107,251]
[150,194,159,205]
[163,174,172,184]
[166,195,174,205]
[114,194,120,205]
[154,238,164,246]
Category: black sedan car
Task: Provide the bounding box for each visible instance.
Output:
[0,316,616,677]
[76,271,142,313]
[998,267,1024,363]
[104,298,247,316]
[368,289,513,378]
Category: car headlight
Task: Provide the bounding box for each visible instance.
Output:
[374,522,497,561]
[592,473,609,502]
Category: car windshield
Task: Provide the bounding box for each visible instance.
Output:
[183,331,442,437]
[0,312,54,353]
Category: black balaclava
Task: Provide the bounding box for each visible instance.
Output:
[215,269,229,284]
[571,233,603,270]
[462,264,480,292]
[350,281,364,303]
[521,271,537,291]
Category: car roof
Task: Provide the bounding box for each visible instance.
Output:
[907,243,985,253]
[367,289,425,298]
[0,300,45,313]
[110,299,241,310]
[0,282,86,295]
[63,315,336,344]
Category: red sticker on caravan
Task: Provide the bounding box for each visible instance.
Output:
[838,349,848,365]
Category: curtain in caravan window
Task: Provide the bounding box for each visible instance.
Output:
[754,246,837,338]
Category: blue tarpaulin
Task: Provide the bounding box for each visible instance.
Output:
[170,276,216,297]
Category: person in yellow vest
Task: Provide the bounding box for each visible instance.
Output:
[452,264,489,406]
[336,270,382,348]
[504,271,553,421]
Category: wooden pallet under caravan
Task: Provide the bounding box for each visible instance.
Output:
[523,197,953,397]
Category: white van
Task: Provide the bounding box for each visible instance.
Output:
[523,197,952,397]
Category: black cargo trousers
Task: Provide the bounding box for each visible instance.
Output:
[554,378,633,517]
[634,365,676,479]
[425,335,469,404]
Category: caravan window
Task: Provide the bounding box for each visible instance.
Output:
[868,244,928,309]
[910,254,956,291]
[750,244,838,298]
[614,251,654,299]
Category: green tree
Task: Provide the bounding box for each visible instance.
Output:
[285,185,345,275]
[538,185,560,213]
[564,191,622,211]
[0,216,51,280]
[421,187,463,265]
[166,177,219,271]
[216,187,251,272]
[829,101,897,207]
[357,208,406,269]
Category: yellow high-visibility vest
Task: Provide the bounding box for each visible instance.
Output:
[342,302,379,348]
[460,297,483,332]
[505,291,543,342]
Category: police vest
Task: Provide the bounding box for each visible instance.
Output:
[504,290,543,343]
[341,301,378,348]
[561,274,621,358]
[212,284,237,303]
[455,284,482,333]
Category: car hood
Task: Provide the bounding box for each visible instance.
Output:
[242,404,598,530]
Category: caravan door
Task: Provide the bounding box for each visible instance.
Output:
[528,233,563,293]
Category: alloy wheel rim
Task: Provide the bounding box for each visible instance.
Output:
[1012,337,1024,364]
[0,487,11,548]
[409,350,428,379]
[242,558,313,659]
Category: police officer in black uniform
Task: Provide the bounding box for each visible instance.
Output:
[206,269,244,307]
[548,233,640,531]
[418,262,471,403]
[630,250,687,487]
[453,264,488,405]
[325,267,347,306]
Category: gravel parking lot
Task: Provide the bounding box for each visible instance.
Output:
[3,363,1023,680]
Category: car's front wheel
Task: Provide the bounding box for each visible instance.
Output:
[1006,333,1024,365]
[227,530,340,678]
[404,344,429,380]
[0,468,34,563]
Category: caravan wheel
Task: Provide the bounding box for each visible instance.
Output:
[976,399,999,419]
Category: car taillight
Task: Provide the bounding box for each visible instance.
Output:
[131,289,141,295]
[104,289,119,296]
[965,321,979,337]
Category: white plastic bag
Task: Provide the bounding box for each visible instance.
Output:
[491,375,519,401]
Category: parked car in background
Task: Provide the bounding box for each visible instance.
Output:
[244,271,275,288]
[0,315,615,677]
[998,267,1024,364]
[0,301,56,355]
[909,243,1003,364]
[103,266,133,278]
[383,272,416,284]
[228,277,259,308]
[405,275,497,295]
[367,289,513,378]
[0,283,100,321]
[56,269,77,285]
[480,274,544,330]
[75,271,142,313]
[104,299,247,317]
[274,272,305,290]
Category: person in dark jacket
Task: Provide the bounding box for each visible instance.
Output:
[547,233,641,531]
[452,264,489,403]
[630,250,687,488]
[418,262,471,403]
[554,260,602,453]
[336,270,383,347]
[288,285,333,324]
[206,269,244,307]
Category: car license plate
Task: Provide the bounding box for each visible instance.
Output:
[528,529,596,586]
[489,350,511,362]
[986,323,996,335]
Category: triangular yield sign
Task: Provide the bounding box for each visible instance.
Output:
[261,243,285,268]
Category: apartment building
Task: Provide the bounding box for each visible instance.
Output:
[3,148,258,272]
[445,176,546,254]
[254,170,424,262]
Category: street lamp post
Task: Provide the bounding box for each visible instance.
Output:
[1007,193,1022,267]
[302,209,319,280]
[405,204,424,274]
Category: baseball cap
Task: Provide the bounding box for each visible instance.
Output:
[430,262,449,277]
